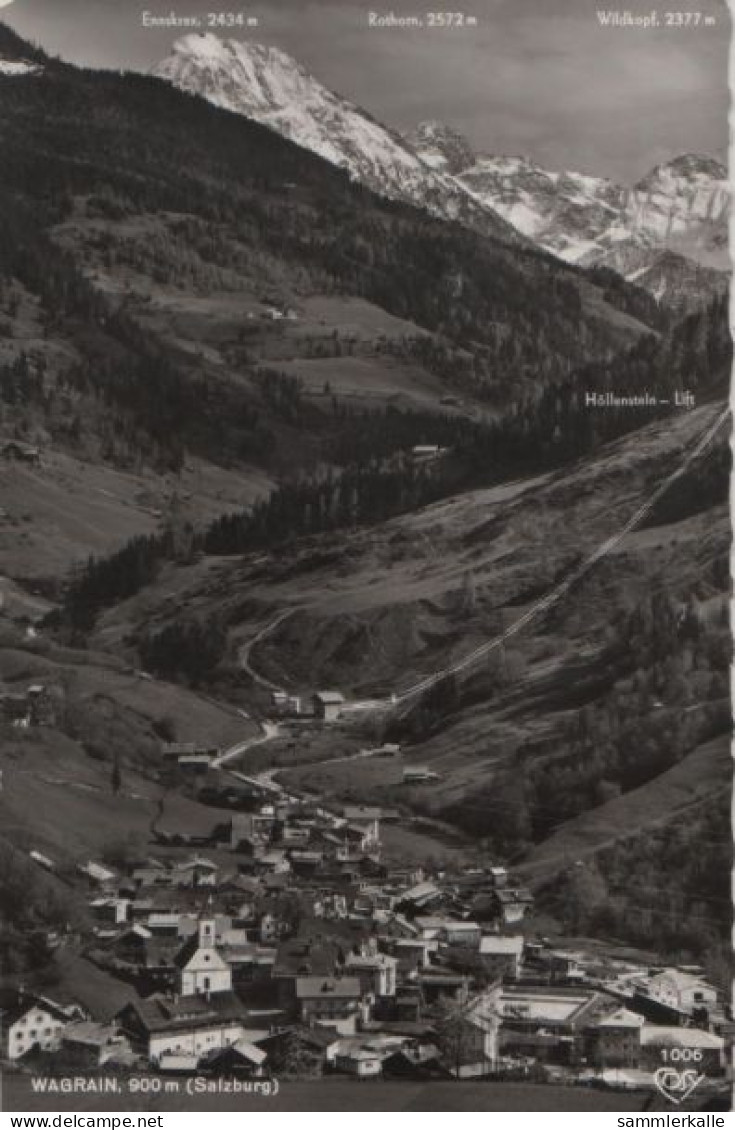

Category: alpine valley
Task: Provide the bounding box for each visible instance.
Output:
[0,19,730,1011]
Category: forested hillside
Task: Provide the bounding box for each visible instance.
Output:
[537,793,730,979]
[0,26,661,488]
[59,290,729,631]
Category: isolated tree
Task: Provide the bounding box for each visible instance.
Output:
[435,989,499,1080]
[424,672,461,717]
[152,715,177,743]
[270,1029,323,1078]
[595,779,622,806]
[563,861,609,933]
[434,995,475,1079]
[458,569,478,618]
[491,775,532,848]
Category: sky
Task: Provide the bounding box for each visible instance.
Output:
[0,0,729,180]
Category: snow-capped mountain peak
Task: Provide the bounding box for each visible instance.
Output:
[158,34,344,131]
[629,154,729,236]
[402,120,476,174]
[152,35,516,242]
[405,123,728,305]
[448,152,621,259]
[636,153,727,193]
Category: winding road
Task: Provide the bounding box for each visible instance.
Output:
[211,721,281,768]
[237,608,302,693]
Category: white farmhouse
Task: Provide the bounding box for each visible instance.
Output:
[0,994,71,1060]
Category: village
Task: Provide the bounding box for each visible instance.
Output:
[0,695,730,1101]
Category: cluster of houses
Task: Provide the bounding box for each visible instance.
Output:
[2,792,728,1090]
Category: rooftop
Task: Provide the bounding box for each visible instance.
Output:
[479,935,524,956]
[295,977,361,1000]
[597,1008,645,1030]
[640,1025,724,1048]
[62,1021,121,1047]
[0,993,71,1030]
[416,917,479,931]
[500,989,593,1024]
[343,806,383,821]
[122,992,245,1034]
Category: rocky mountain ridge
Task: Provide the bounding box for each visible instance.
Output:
[411,128,729,307]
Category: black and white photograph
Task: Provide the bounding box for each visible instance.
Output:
[0,0,731,1118]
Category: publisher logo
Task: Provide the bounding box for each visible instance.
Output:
[654,1067,706,1105]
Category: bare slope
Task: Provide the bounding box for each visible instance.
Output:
[516,734,730,883]
[90,402,729,859]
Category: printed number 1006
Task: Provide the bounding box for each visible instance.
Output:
[661,1047,704,1063]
